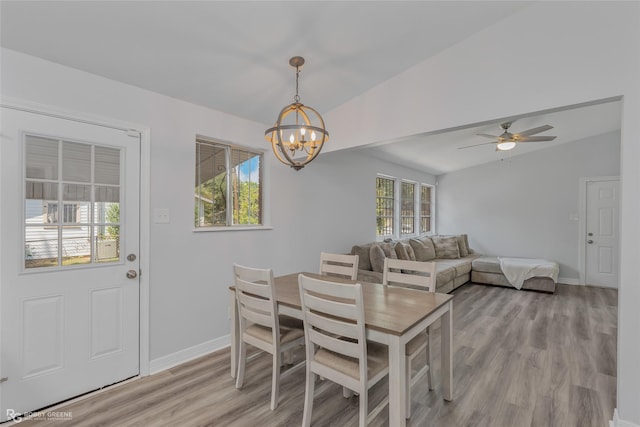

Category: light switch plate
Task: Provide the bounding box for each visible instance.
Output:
[154,208,170,224]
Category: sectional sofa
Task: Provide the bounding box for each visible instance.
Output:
[350,235,557,293]
[350,235,479,294]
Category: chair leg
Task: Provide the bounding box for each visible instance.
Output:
[271,351,281,410]
[302,370,316,427]
[343,387,354,398]
[359,389,368,427]
[405,355,412,419]
[427,328,434,391]
[235,338,246,389]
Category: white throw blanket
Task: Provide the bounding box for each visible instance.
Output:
[498,257,559,290]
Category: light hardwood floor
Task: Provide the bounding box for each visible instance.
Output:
[18,283,617,427]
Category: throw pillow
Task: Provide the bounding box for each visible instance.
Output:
[395,242,409,260]
[405,243,416,261]
[431,236,460,259]
[409,237,436,261]
[455,235,469,257]
[351,243,373,271]
[369,244,386,273]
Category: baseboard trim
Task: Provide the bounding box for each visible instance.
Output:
[558,277,580,285]
[611,409,640,427]
[149,335,230,375]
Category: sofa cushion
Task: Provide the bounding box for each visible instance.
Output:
[351,242,374,271]
[471,256,502,274]
[431,236,460,259]
[435,264,455,285]
[395,242,416,261]
[409,237,436,261]
[455,235,469,257]
[437,258,472,276]
[370,243,398,273]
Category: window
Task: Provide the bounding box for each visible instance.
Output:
[195,138,262,228]
[44,202,79,224]
[420,184,433,233]
[24,136,121,269]
[375,176,434,238]
[400,181,415,235]
[376,176,395,236]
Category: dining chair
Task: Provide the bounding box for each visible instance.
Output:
[298,274,389,427]
[233,264,305,410]
[319,252,359,280]
[382,257,437,419]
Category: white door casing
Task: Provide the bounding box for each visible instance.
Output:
[0,107,141,421]
[583,178,620,288]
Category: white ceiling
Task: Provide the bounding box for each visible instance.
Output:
[0,1,621,174]
[363,99,622,175]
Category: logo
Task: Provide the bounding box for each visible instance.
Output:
[6,409,73,423]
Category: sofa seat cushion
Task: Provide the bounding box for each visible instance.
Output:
[435,264,455,285]
[471,256,502,274]
[436,258,472,277]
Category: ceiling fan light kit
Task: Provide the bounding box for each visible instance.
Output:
[459,121,557,151]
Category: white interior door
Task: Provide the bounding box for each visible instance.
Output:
[585,179,619,288]
[0,107,140,421]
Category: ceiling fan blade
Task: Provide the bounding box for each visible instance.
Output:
[458,142,496,149]
[518,136,557,142]
[476,133,499,139]
[516,125,554,137]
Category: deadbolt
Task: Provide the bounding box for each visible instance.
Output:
[587,240,594,244]
[127,253,137,262]
[126,270,138,279]
[588,232,593,236]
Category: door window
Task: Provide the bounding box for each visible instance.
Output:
[24,135,122,269]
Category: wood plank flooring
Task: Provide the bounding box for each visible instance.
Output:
[18,283,617,427]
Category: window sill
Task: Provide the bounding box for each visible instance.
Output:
[193,225,273,233]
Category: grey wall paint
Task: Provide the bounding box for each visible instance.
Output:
[436,131,621,280]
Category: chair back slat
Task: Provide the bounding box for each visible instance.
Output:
[382,258,436,292]
[319,252,359,280]
[303,292,360,322]
[305,310,359,340]
[309,328,361,359]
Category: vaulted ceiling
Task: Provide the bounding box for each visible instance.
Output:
[0,1,621,174]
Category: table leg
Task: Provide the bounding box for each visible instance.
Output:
[441,301,453,401]
[388,334,407,427]
[230,289,238,378]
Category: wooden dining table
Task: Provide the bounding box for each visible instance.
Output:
[229,272,454,427]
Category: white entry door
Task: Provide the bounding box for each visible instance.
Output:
[585,179,619,288]
[0,107,140,421]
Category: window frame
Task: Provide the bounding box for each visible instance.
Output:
[400,180,417,236]
[376,174,396,239]
[419,183,435,235]
[194,136,268,231]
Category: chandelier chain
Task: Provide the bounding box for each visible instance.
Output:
[294,65,300,103]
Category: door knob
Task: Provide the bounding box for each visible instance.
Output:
[587,240,594,244]
[126,270,138,279]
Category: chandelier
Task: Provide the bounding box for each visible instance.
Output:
[265,56,329,171]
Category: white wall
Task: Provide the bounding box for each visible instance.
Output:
[437,132,621,282]
[0,47,434,362]
[325,2,640,424]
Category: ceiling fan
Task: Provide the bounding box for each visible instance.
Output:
[458,122,557,151]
